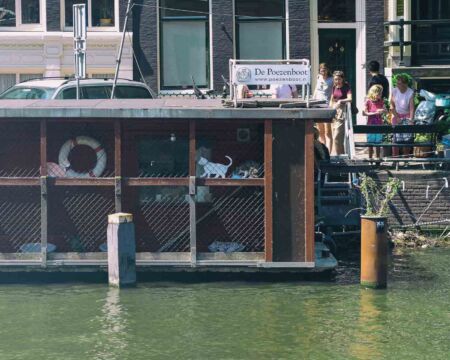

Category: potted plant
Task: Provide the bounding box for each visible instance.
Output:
[358,174,401,288]
[436,143,445,158]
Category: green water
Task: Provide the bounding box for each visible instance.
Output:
[0,249,449,360]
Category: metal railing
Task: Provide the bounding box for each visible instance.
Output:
[384,19,450,65]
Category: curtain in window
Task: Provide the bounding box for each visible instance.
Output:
[22,0,40,24]
[238,21,283,59]
[162,21,208,87]
[0,74,16,94]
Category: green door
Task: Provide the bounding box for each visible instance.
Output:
[319,29,357,101]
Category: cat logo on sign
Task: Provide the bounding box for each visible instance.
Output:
[236,67,252,82]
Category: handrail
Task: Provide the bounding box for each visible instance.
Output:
[344,103,355,159]
[384,19,450,65]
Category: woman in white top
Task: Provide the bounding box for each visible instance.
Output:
[313,63,333,146]
[270,84,298,99]
[390,74,415,157]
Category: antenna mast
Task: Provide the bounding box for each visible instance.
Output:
[111,0,134,99]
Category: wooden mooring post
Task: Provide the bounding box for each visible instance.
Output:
[361,216,388,289]
[107,213,136,287]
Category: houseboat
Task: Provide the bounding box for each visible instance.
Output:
[0,98,337,273]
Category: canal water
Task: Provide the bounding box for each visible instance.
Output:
[0,249,449,360]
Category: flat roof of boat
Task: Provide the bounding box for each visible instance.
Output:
[0,99,335,120]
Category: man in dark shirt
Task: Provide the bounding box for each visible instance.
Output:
[368,61,390,99]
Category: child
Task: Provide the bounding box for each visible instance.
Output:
[363,84,386,159]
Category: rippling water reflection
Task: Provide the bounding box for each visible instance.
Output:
[0,249,448,359]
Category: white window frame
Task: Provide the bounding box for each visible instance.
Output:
[0,0,45,31]
[158,0,212,91]
[61,0,120,32]
[233,0,287,61]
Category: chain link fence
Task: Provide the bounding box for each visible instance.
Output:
[123,123,190,178]
[134,186,190,252]
[50,187,115,252]
[0,187,40,253]
[197,187,265,253]
[197,122,265,179]
[0,122,40,177]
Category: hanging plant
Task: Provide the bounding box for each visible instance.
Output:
[359,174,401,217]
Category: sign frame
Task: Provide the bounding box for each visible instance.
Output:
[229,59,311,108]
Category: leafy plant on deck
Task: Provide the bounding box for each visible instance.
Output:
[359,174,401,217]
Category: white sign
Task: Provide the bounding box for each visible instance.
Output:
[232,64,310,85]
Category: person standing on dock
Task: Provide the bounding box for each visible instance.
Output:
[363,84,387,159]
[329,70,352,155]
[368,60,390,100]
[314,63,333,149]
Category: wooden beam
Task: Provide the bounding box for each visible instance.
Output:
[264,119,273,262]
[40,119,47,177]
[304,120,315,263]
[197,178,264,187]
[189,120,197,265]
[114,120,122,212]
[54,178,115,186]
[114,120,122,177]
[0,178,40,186]
[189,120,196,177]
[40,119,48,268]
[124,178,189,186]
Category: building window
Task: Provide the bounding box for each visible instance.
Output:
[160,0,210,89]
[235,0,285,60]
[0,0,41,28]
[318,0,355,23]
[0,73,43,94]
[0,74,16,94]
[63,0,116,29]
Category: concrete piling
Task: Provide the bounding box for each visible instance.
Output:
[360,216,388,289]
[107,213,136,287]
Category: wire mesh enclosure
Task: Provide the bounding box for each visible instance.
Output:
[197,187,265,253]
[0,117,278,265]
[0,122,40,177]
[49,187,115,252]
[127,186,190,252]
[196,122,265,179]
[0,187,40,253]
[123,122,189,178]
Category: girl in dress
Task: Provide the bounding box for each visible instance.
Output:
[363,85,387,159]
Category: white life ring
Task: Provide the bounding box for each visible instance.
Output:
[58,136,107,178]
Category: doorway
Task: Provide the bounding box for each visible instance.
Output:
[318,29,357,101]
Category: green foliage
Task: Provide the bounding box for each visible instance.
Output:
[359,174,401,217]
[414,133,432,142]
[392,73,414,88]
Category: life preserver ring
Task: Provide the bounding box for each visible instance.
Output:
[58,136,107,178]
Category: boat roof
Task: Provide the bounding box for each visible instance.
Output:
[15,78,146,88]
[0,99,335,121]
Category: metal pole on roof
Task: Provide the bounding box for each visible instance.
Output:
[73,4,87,100]
[111,0,133,99]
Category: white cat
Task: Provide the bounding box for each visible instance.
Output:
[198,156,233,178]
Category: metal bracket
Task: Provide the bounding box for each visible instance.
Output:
[40,176,47,196]
[189,176,196,195]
